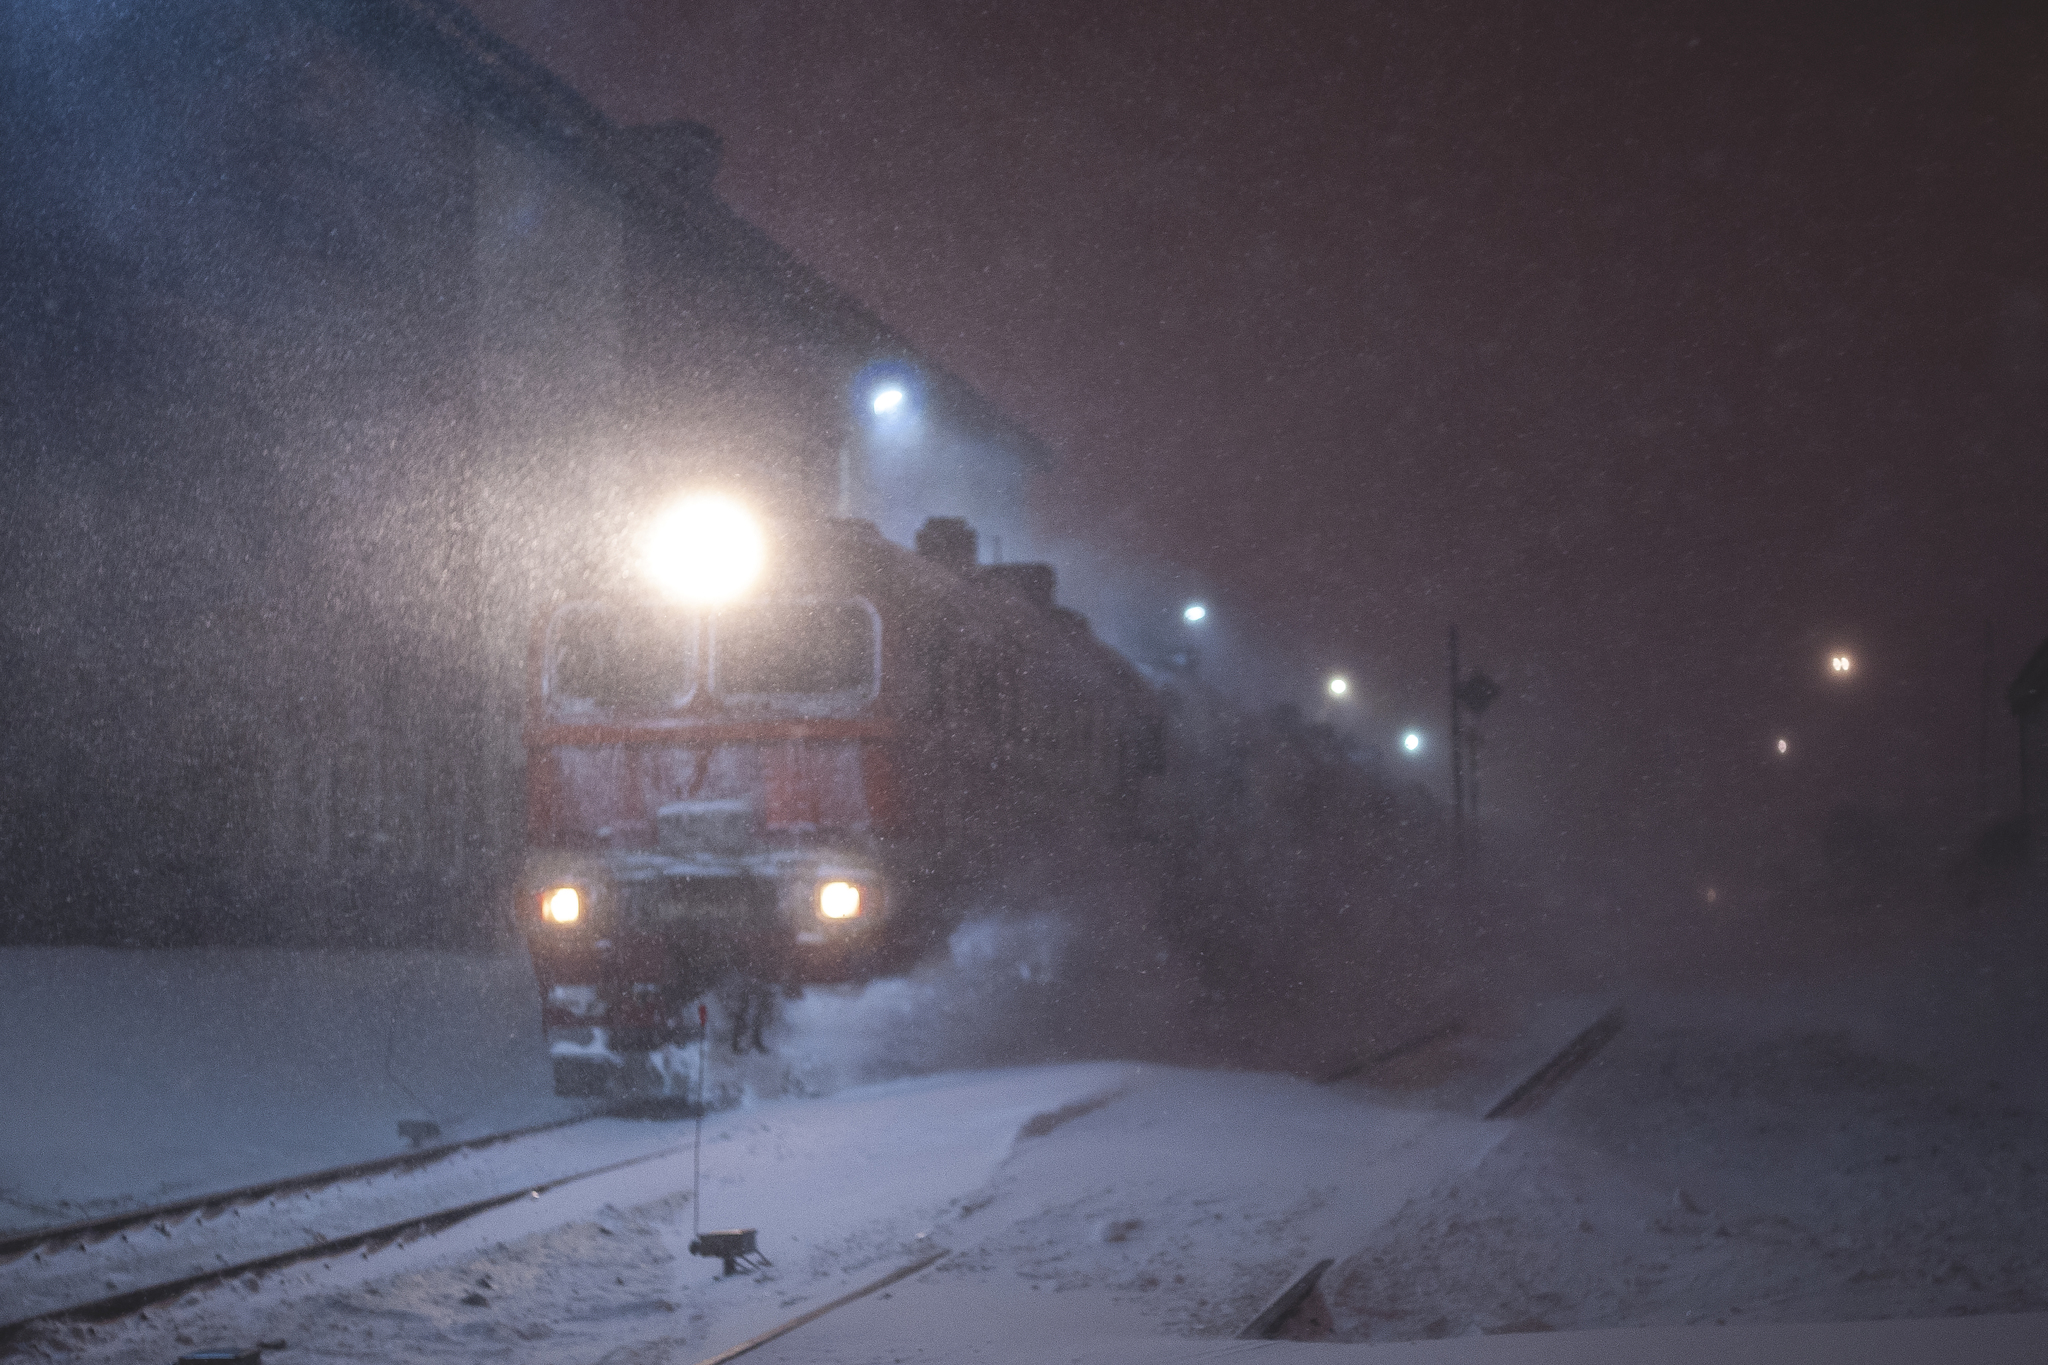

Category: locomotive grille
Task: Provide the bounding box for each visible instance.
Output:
[625,875,776,928]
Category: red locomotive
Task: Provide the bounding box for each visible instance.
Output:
[520,498,1161,1093]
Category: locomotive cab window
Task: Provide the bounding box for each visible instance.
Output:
[713,598,880,700]
[547,604,698,714]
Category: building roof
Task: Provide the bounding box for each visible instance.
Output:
[360,0,1051,471]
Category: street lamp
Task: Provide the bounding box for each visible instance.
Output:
[855,362,920,427]
[1182,602,1207,624]
[1829,652,1854,676]
[1402,731,1423,754]
[1327,675,1350,698]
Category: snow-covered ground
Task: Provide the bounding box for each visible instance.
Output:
[0,948,580,1233]
[9,1059,1510,1363]
[1322,986,2048,1341]
[16,1036,2048,1364]
[10,890,2048,1362]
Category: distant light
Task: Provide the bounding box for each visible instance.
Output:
[1829,653,1853,675]
[646,494,766,605]
[541,886,581,925]
[818,880,863,920]
[1327,675,1350,698]
[1703,887,1719,904]
[1776,737,1789,755]
[1182,602,1207,624]
[1402,731,1423,753]
[870,385,907,416]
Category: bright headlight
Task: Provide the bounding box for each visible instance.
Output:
[645,494,766,605]
[541,886,582,925]
[817,880,862,920]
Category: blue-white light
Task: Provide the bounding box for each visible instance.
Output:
[871,385,907,416]
[1182,602,1206,624]
[1402,731,1423,754]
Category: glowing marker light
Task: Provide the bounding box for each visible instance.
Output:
[1830,653,1854,675]
[541,886,582,925]
[645,494,766,605]
[870,385,907,416]
[1327,675,1350,698]
[1402,731,1423,753]
[1776,737,1789,755]
[1182,602,1207,624]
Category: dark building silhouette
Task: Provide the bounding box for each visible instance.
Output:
[0,0,1043,948]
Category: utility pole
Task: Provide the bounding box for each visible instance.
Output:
[1977,619,1995,821]
[1442,627,1505,870]
[1467,728,1481,826]
[1449,624,1464,866]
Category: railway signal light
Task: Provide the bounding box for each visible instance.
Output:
[1455,670,1501,717]
[1830,652,1853,675]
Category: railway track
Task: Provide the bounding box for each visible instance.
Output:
[0,1115,690,1334]
[5,1010,1627,1350]
[1246,1003,1626,1341]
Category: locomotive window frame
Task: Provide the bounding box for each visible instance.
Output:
[709,595,883,707]
[543,601,702,716]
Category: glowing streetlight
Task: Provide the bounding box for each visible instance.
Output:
[1776,737,1789,755]
[1327,675,1350,698]
[1829,653,1854,675]
[870,384,907,417]
[1182,602,1207,624]
[1402,731,1423,754]
[645,494,766,605]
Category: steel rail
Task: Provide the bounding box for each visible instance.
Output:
[0,1112,604,1266]
[689,1249,951,1365]
[1484,1005,1625,1120]
[1317,1019,1465,1086]
[2,1139,692,1333]
[1237,1258,1335,1339]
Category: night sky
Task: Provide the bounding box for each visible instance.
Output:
[467,0,2048,901]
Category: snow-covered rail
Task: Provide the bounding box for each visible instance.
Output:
[1482,1004,1624,1120]
[0,1117,686,1332]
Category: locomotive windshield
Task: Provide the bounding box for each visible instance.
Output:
[547,605,697,713]
[714,599,879,698]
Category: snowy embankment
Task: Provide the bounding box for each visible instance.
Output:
[0,947,579,1233]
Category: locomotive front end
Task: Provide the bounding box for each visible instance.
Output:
[519,501,901,1088]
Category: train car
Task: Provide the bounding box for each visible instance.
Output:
[519,498,1163,1093]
